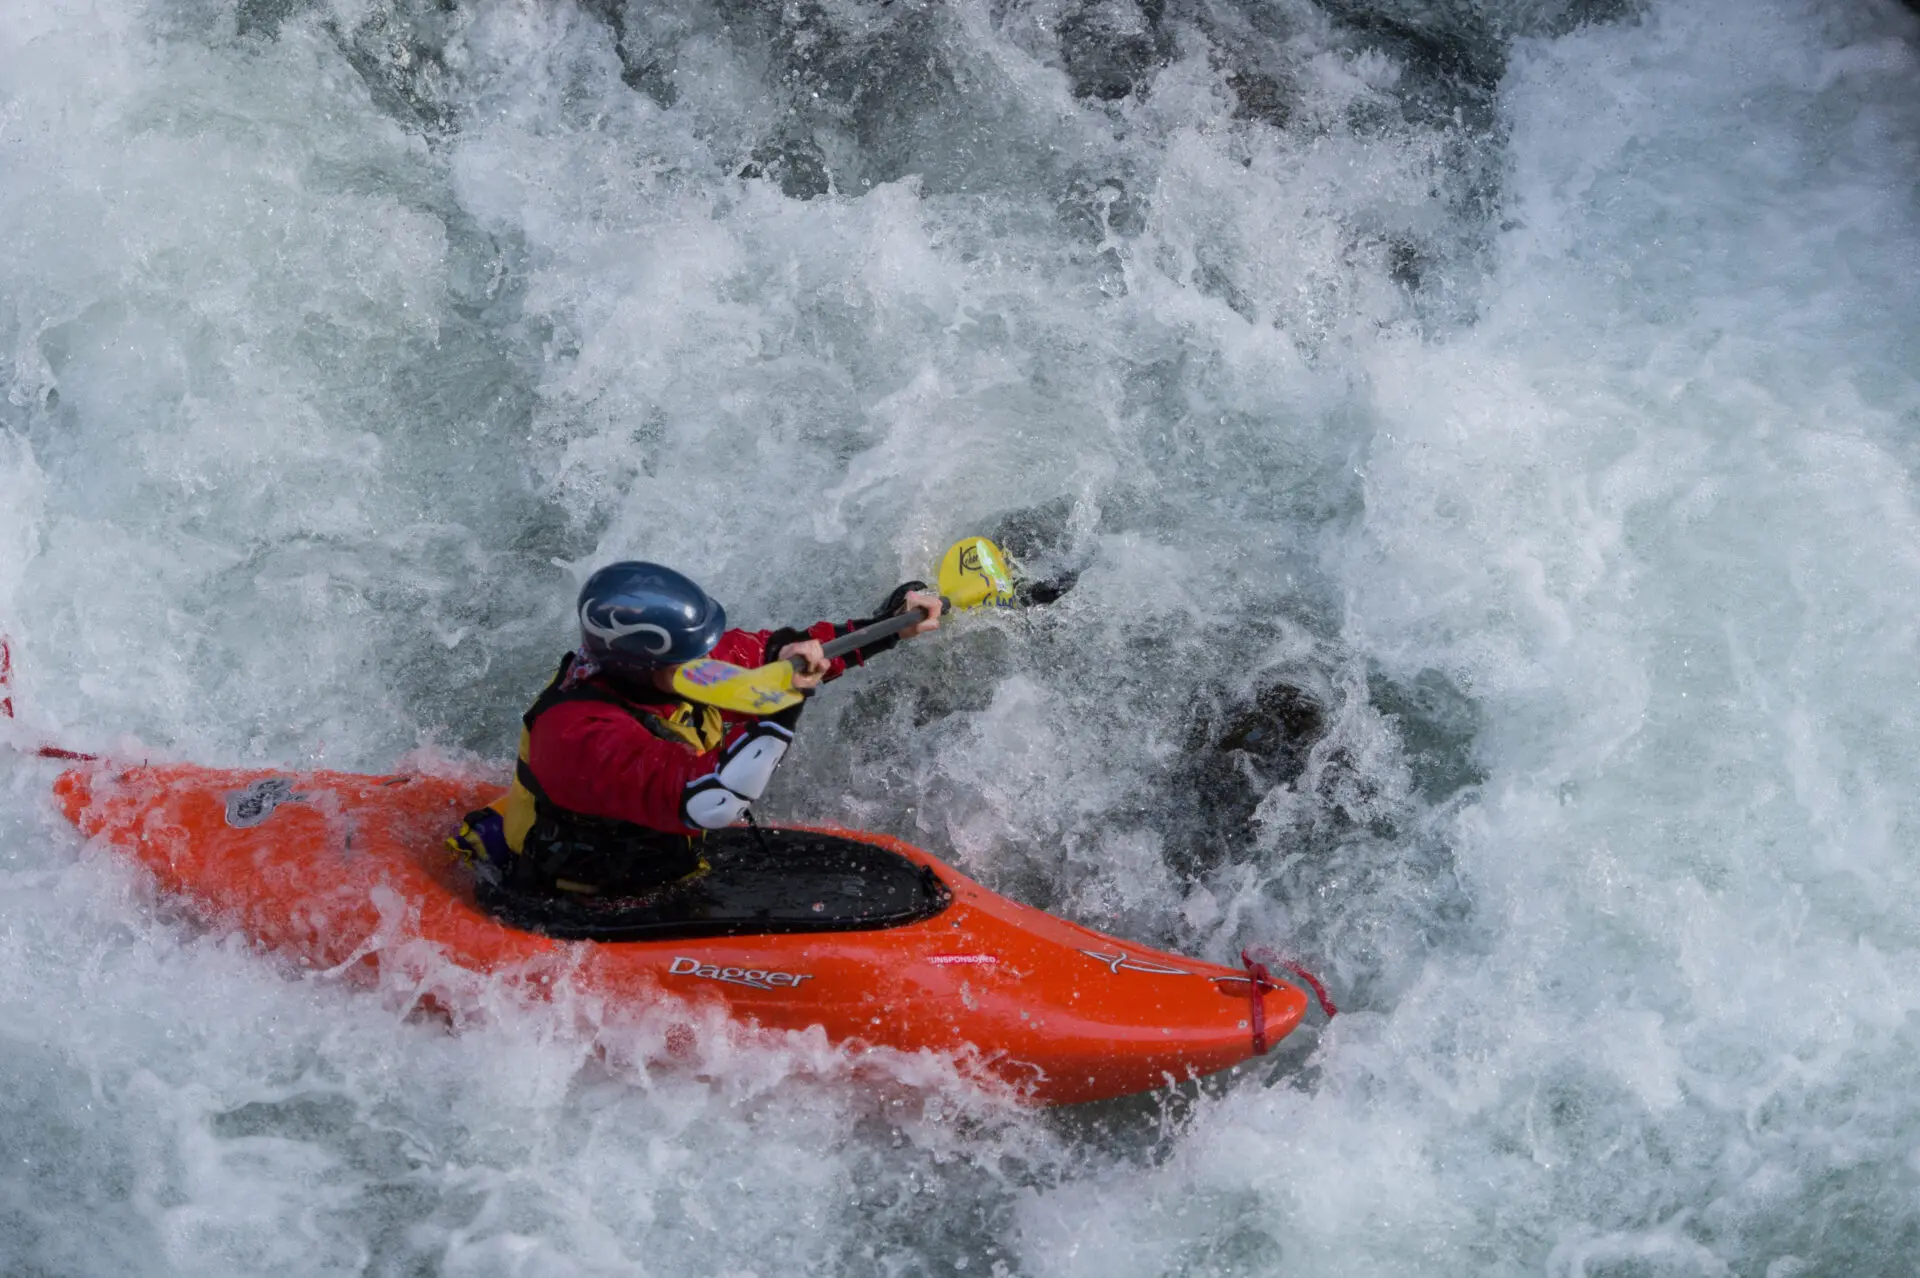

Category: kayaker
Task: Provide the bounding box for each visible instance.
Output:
[450,562,942,897]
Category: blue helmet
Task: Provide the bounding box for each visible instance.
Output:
[576,562,726,670]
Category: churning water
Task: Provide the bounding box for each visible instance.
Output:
[3,0,1919,1271]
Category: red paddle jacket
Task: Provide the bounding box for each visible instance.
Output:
[525,619,877,836]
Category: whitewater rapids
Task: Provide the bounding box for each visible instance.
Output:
[2,0,1918,1272]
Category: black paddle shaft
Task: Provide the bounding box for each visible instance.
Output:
[791,596,950,668]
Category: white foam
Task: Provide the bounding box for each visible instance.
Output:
[4,0,1919,1271]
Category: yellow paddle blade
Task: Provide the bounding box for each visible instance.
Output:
[671,657,805,715]
[674,536,1016,714]
[938,536,1017,610]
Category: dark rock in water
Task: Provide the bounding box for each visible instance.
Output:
[585,0,846,194]
[1225,69,1293,128]
[235,0,306,38]
[306,0,458,137]
[739,138,834,200]
[1057,175,1149,245]
[1387,237,1427,290]
[984,497,1074,567]
[1158,664,1482,884]
[578,0,681,108]
[1018,575,1078,607]
[664,0,971,194]
[1193,254,1256,322]
[1315,0,1505,96]
[1314,0,1646,115]
[1161,678,1331,881]
[240,0,466,135]
[1211,682,1328,784]
[1057,0,1173,102]
[979,497,1089,605]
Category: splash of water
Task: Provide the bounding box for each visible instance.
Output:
[3,0,1918,1272]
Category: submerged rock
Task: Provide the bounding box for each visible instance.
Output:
[738,138,834,200]
[1163,677,1332,879]
[982,498,1089,606]
[1210,680,1329,788]
[1057,0,1172,102]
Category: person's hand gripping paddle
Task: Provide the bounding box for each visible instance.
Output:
[669,536,1020,714]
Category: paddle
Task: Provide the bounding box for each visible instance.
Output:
[669,535,1020,715]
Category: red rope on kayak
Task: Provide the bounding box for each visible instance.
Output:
[1241,946,1339,1051]
[1281,958,1339,1018]
[1240,949,1276,1054]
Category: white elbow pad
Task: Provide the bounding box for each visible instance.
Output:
[683,777,749,830]
[713,722,792,801]
[680,723,794,829]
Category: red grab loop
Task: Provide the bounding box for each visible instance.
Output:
[1240,949,1277,1055]
[1280,958,1338,1019]
[1241,945,1338,1056]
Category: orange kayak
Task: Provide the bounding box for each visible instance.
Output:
[53,762,1308,1104]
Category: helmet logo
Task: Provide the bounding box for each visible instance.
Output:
[580,602,674,655]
